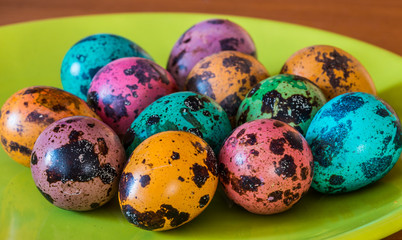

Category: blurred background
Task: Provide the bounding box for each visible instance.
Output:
[0,0,401,55]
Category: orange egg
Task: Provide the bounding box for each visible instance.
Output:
[119,131,218,231]
[280,45,377,100]
[185,51,269,125]
[0,86,100,167]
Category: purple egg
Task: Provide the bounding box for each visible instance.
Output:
[30,116,126,211]
[87,57,177,138]
[167,19,256,90]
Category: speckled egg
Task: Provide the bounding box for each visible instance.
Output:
[305,92,402,194]
[236,74,327,135]
[87,57,177,138]
[124,91,231,157]
[31,116,126,211]
[61,33,153,101]
[119,131,218,231]
[167,19,257,90]
[280,45,377,100]
[0,86,100,167]
[219,119,313,215]
[186,51,269,125]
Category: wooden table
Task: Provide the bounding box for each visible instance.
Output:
[0,0,401,239]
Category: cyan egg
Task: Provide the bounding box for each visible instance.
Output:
[61,33,153,101]
[123,91,232,156]
[236,74,327,135]
[305,92,402,193]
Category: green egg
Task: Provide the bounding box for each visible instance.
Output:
[123,91,232,157]
[236,74,327,135]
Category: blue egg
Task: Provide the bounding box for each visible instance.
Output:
[123,91,232,156]
[305,92,402,194]
[60,33,153,101]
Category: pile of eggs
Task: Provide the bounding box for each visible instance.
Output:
[0,18,401,231]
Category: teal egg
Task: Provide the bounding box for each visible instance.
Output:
[60,33,153,101]
[236,74,326,135]
[123,91,232,156]
[306,92,402,194]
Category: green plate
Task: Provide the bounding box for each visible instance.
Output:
[0,13,401,240]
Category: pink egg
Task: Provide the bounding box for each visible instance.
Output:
[30,116,126,211]
[219,119,313,214]
[87,57,177,138]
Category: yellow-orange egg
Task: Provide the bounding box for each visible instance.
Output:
[185,51,269,125]
[280,45,376,100]
[0,86,100,167]
[118,131,218,231]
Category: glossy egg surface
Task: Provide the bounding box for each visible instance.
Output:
[119,131,218,231]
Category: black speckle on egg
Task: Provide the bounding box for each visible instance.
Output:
[36,187,54,204]
[146,115,160,125]
[198,194,210,208]
[321,94,365,121]
[171,151,180,160]
[360,155,393,179]
[184,95,205,111]
[90,202,100,209]
[239,133,257,146]
[186,71,217,100]
[222,55,251,74]
[121,204,166,231]
[220,38,239,51]
[31,151,38,165]
[282,190,299,206]
[283,131,304,152]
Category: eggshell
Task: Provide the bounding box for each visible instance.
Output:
[186,51,269,125]
[31,116,126,211]
[87,57,177,138]
[123,91,232,157]
[61,33,153,100]
[219,119,313,214]
[0,86,100,167]
[119,131,218,231]
[306,92,402,193]
[167,19,257,90]
[280,45,377,99]
[236,74,327,135]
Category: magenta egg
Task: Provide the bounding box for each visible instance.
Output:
[87,57,177,138]
[167,19,256,90]
[30,116,126,211]
[219,119,313,214]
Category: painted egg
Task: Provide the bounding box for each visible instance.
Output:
[61,33,153,101]
[87,57,177,138]
[186,51,269,125]
[219,119,313,215]
[123,91,231,157]
[31,116,126,211]
[119,131,218,231]
[280,45,377,100]
[167,19,256,90]
[236,74,327,135]
[305,92,402,193]
[0,86,100,167]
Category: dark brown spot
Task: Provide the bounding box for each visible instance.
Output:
[178,176,185,182]
[329,174,345,185]
[97,138,108,156]
[184,95,205,111]
[36,187,54,204]
[25,110,55,125]
[121,204,166,231]
[236,128,246,138]
[140,175,151,187]
[119,172,135,201]
[239,133,257,146]
[273,121,285,128]
[68,130,84,142]
[191,163,209,188]
[222,55,252,74]
[199,194,210,208]
[87,123,95,128]
[301,167,309,180]
[231,175,263,195]
[283,190,299,206]
[274,155,297,178]
[270,138,286,155]
[267,190,283,202]
[250,149,259,156]
[283,131,304,152]
[171,151,180,160]
[220,38,239,51]
[218,162,230,184]
[9,141,31,156]
[204,147,218,176]
[31,152,38,165]
[90,202,100,209]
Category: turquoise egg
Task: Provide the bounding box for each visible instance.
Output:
[60,33,153,101]
[305,92,402,194]
[123,91,232,156]
[236,74,326,135]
